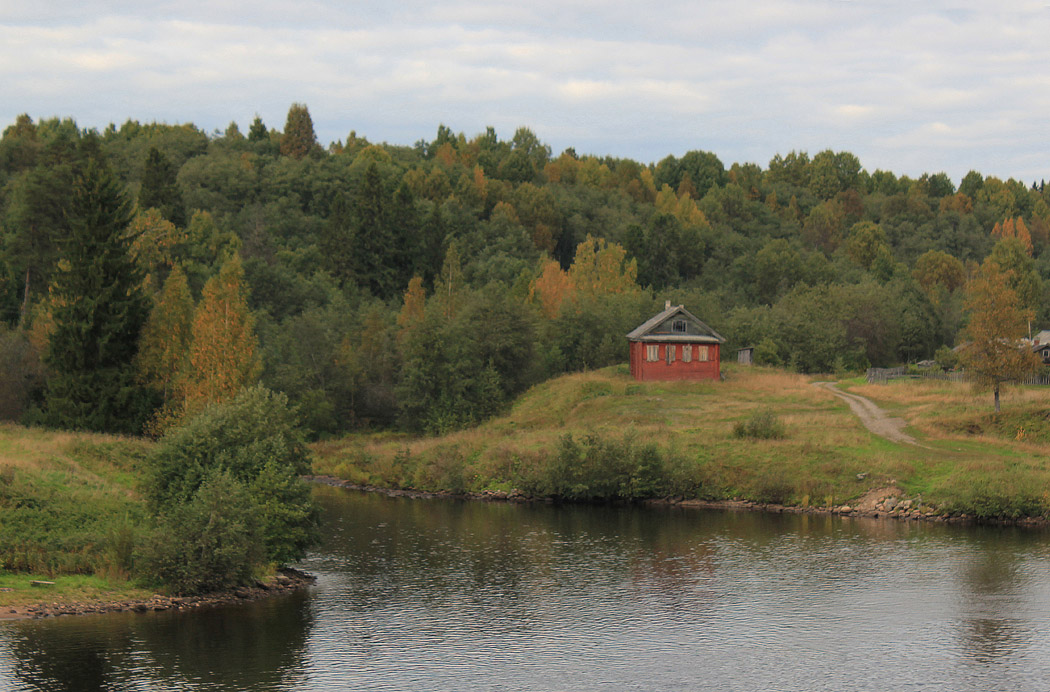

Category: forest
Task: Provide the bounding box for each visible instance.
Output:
[1,103,1047,439]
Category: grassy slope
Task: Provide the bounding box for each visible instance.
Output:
[313,364,1050,518]
[0,424,154,607]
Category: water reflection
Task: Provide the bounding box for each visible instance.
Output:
[3,589,312,691]
[5,487,1050,691]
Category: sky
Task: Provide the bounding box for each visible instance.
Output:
[3,0,1050,185]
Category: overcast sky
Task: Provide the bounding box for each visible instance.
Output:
[4,1,1050,184]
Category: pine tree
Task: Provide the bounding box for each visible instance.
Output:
[43,148,152,433]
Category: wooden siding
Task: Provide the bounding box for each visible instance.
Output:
[629,341,721,381]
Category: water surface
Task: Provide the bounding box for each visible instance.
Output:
[4,486,1050,691]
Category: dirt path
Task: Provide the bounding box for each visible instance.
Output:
[813,382,919,446]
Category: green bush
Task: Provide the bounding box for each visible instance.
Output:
[523,431,673,501]
[732,409,786,440]
[142,469,262,595]
[146,386,320,570]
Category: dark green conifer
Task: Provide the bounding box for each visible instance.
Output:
[279,103,320,159]
[43,142,152,433]
[139,147,185,226]
[247,115,268,142]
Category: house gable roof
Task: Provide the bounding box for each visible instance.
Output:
[626,305,725,343]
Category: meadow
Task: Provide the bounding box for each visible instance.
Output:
[313,364,1050,518]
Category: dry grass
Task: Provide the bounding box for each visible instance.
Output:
[312,365,1050,518]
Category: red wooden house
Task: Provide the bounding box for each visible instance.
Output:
[627,303,725,381]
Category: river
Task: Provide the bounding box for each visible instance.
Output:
[4,485,1050,691]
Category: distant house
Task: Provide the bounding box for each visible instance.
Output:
[1029,330,1050,364]
[1034,342,1050,365]
[626,303,725,381]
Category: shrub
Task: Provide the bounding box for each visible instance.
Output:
[146,386,319,568]
[142,469,262,595]
[732,409,786,440]
[523,431,671,501]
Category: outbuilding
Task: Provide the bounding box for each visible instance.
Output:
[626,303,725,381]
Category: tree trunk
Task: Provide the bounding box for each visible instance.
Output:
[20,267,30,327]
[994,382,1001,414]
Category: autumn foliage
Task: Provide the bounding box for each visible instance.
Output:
[959,261,1041,412]
[991,217,1033,255]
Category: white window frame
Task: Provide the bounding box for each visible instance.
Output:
[698,345,710,362]
[683,344,693,362]
[646,344,659,362]
[666,344,676,364]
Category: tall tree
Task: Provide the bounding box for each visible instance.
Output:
[177,255,261,416]
[137,264,194,401]
[959,262,1040,413]
[138,147,185,226]
[350,162,400,298]
[279,103,320,160]
[43,148,152,433]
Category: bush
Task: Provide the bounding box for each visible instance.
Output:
[523,431,672,501]
[732,409,786,440]
[142,469,262,594]
[146,386,320,569]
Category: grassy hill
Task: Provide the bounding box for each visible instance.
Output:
[0,424,154,607]
[313,364,1050,519]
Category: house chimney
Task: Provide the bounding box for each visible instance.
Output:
[665,300,671,310]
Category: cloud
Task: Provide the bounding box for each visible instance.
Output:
[3,1,1050,180]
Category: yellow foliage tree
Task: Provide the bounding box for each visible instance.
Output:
[136,264,194,399]
[397,276,427,338]
[529,259,575,318]
[177,255,261,415]
[959,262,1041,412]
[128,208,186,287]
[991,217,1033,255]
[567,235,639,299]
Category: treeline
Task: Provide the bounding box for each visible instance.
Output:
[1,104,1047,436]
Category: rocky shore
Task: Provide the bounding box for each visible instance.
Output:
[306,475,1049,527]
[1,568,315,622]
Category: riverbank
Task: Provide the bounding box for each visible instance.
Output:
[312,364,1050,522]
[306,473,1048,528]
[0,568,315,622]
[0,423,316,620]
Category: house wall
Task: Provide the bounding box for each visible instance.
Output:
[628,342,721,381]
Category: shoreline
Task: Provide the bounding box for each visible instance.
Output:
[304,475,1050,528]
[0,568,315,623]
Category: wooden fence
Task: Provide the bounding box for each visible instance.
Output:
[866,368,1050,386]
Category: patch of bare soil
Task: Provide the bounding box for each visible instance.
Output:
[814,382,920,445]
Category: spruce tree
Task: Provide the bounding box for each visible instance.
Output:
[279,103,319,159]
[350,162,396,298]
[43,147,152,433]
[139,147,185,226]
[247,115,268,143]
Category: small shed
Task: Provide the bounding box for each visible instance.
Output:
[626,303,725,381]
[737,346,754,366]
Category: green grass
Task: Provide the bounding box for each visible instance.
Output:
[0,572,152,608]
[0,424,150,578]
[313,365,1050,519]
